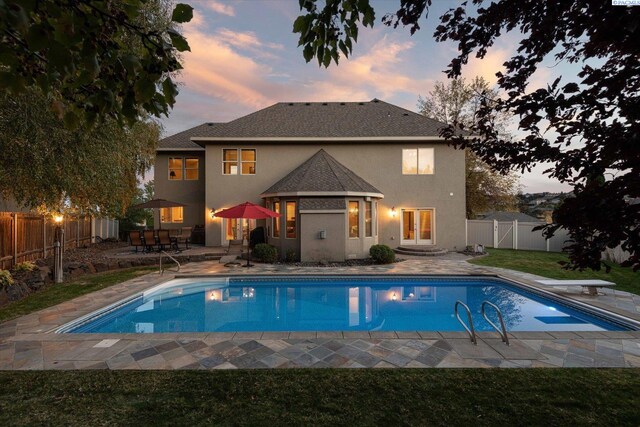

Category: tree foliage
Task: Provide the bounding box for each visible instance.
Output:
[0,0,193,127]
[0,87,159,217]
[294,0,640,271]
[418,77,520,218]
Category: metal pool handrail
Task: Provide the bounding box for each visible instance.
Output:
[159,251,180,275]
[454,300,477,345]
[481,301,510,346]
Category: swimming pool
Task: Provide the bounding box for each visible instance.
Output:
[59,276,635,334]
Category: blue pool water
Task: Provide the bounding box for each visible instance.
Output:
[63,276,631,333]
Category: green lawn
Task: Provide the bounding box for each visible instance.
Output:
[0,267,156,323]
[0,370,638,426]
[469,248,639,295]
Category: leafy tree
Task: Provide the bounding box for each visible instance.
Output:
[294,1,640,271]
[118,180,155,236]
[0,0,193,127]
[417,77,520,218]
[0,87,159,217]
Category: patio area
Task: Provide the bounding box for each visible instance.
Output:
[1,255,639,370]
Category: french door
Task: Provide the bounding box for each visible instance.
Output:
[223,218,256,245]
[400,209,434,245]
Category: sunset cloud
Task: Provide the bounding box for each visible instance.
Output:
[206,0,235,17]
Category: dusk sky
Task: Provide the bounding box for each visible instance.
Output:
[159,0,576,193]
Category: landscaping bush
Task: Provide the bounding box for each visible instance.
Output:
[14,261,37,273]
[285,249,298,262]
[0,270,14,289]
[252,244,278,263]
[369,244,396,264]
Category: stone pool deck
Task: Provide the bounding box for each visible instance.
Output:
[1,256,639,370]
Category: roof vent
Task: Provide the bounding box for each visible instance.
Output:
[403,113,409,116]
[340,102,345,105]
[358,102,365,105]
[288,103,294,106]
[305,102,311,106]
[372,98,380,103]
[322,102,328,106]
[207,123,214,126]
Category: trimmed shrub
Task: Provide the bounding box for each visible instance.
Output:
[369,244,396,264]
[252,244,278,263]
[0,270,14,289]
[285,249,298,263]
[14,261,37,272]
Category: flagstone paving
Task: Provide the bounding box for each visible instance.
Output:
[1,255,639,370]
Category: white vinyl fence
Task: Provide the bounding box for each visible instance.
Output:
[92,217,119,241]
[466,219,570,252]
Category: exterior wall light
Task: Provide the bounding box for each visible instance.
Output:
[390,207,397,218]
[54,214,64,223]
[209,208,216,219]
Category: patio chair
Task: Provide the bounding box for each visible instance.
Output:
[129,231,144,252]
[143,230,157,252]
[157,229,176,251]
[175,226,192,250]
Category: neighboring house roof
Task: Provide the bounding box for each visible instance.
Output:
[157,123,218,151]
[261,149,383,198]
[479,211,541,222]
[299,198,347,211]
[192,99,453,142]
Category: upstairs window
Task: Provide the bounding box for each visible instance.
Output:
[169,158,198,180]
[223,149,238,175]
[223,149,257,175]
[169,158,183,180]
[185,158,199,180]
[241,149,256,174]
[402,148,434,174]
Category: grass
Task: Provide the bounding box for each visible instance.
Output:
[469,248,639,295]
[0,266,156,323]
[0,369,638,426]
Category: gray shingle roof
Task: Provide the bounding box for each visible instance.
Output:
[157,123,218,150]
[479,211,542,222]
[262,149,383,196]
[299,199,347,211]
[194,99,448,140]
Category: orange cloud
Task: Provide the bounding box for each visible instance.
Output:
[206,0,235,17]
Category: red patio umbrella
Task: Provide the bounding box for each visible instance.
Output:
[214,202,280,267]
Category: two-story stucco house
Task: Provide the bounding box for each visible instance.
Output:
[154,99,466,261]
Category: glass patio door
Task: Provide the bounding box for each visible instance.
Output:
[223,218,256,245]
[400,209,433,245]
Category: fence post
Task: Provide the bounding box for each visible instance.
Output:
[513,220,518,250]
[546,237,550,252]
[493,220,498,248]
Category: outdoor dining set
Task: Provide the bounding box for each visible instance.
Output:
[128,228,192,253]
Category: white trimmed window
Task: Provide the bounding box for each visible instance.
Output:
[168,158,198,180]
[223,149,257,175]
[402,148,434,174]
[349,201,359,238]
[365,201,372,237]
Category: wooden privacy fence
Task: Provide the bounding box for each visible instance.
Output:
[466,219,570,252]
[0,213,118,269]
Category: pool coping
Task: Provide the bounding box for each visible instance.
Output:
[2,266,640,370]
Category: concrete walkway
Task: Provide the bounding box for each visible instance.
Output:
[1,256,639,370]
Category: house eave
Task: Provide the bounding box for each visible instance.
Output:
[156,147,205,152]
[191,136,465,143]
[261,191,384,199]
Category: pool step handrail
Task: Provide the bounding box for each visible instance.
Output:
[454,300,477,345]
[159,251,181,275]
[481,301,510,345]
